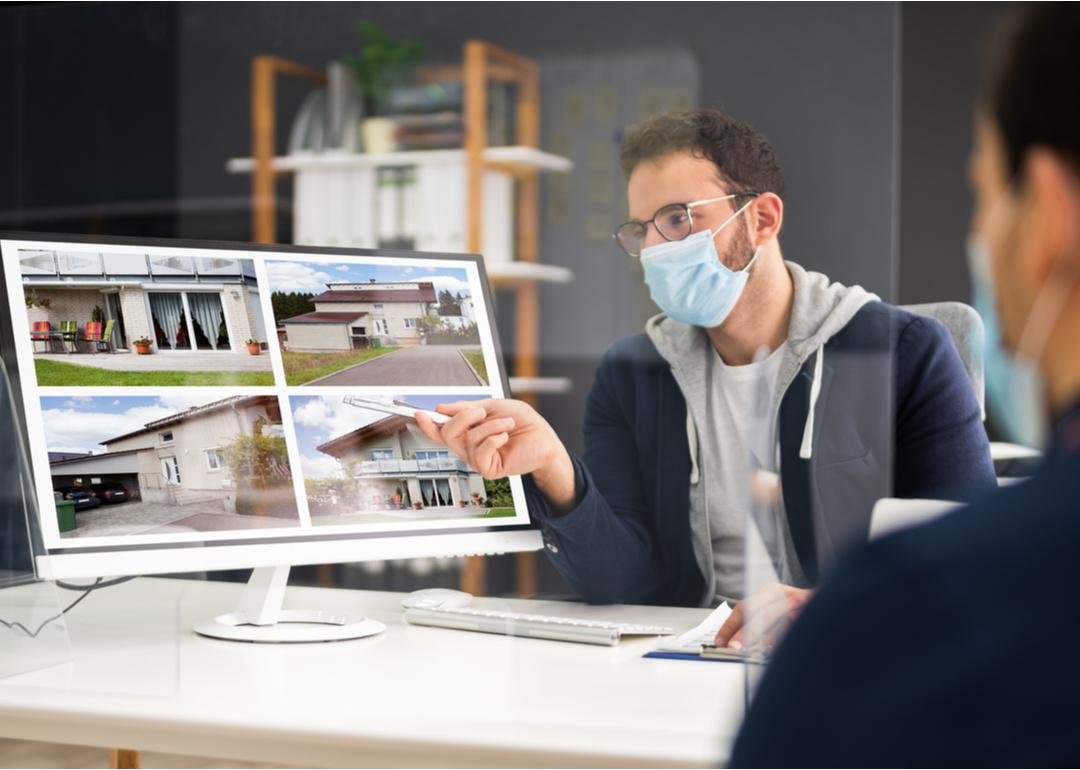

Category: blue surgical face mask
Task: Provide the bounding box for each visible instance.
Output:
[966,235,1048,448]
[640,199,759,328]
[967,190,1071,449]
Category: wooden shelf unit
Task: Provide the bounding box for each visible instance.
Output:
[241,41,570,599]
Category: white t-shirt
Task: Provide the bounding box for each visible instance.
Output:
[703,342,788,603]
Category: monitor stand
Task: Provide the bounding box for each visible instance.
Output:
[193,565,386,643]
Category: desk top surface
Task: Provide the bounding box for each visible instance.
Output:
[0,578,745,767]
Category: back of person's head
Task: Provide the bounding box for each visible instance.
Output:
[981,3,1080,177]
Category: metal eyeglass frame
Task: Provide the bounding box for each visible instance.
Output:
[613,191,761,258]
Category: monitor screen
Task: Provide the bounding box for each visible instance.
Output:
[0,234,541,579]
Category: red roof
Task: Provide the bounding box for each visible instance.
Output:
[313,283,436,304]
[283,311,368,324]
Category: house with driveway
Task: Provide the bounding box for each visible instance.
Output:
[21,249,268,356]
[281,280,437,351]
[49,396,290,514]
[314,413,487,516]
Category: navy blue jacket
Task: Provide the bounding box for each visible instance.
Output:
[525,301,997,606]
[732,402,1080,767]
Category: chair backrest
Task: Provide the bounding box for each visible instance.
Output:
[31,320,51,338]
[901,301,985,419]
[61,320,77,334]
[83,321,102,340]
[870,497,961,540]
[102,319,115,339]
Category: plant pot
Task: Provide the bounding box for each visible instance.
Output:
[246,343,261,356]
[134,343,152,355]
[459,501,467,508]
[413,502,423,510]
[360,117,398,154]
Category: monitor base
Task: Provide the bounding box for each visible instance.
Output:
[192,564,386,643]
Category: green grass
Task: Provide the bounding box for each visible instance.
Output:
[461,347,489,385]
[34,359,275,386]
[282,346,399,385]
[479,507,516,518]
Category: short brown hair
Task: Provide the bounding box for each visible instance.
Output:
[619,110,785,199]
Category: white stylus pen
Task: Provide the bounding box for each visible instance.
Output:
[341,395,451,424]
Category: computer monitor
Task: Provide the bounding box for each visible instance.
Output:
[0,232,542,642]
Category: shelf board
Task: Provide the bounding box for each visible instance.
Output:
[508,376,573,395]
[226,146,573,175]
[486,261,573,285]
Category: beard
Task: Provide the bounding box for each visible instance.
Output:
[719,214,756,272]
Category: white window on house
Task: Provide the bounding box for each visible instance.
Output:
[375,319,389,335]
[414,450,450,460]
[205,448,227,472]
[373,303,384,310]
[160,430,174,445]
[403,318,416,329]
[371,449,395,460]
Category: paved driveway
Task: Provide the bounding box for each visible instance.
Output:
[309,345,483,386]
[62,499,299,539]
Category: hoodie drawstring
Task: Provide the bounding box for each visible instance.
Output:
[687,408,700,484]
[799,346,825,460]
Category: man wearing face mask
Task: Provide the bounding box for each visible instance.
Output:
[731,4,1080,765]
[416,109,996,636]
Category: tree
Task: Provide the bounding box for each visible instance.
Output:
[271,291,315,322]
[437,289,461,317]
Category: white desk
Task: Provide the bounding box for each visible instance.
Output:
[0,578,745,767]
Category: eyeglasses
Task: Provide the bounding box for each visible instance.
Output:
[613,192,760,258]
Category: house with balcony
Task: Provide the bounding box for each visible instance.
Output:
[281,280,437,352]
[315,413,486,513]
[20,248,268,358]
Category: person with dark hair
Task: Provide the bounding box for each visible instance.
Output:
[732,4,1080,765]
[416,107,994,637]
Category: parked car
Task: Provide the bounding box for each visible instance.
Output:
[54,486,101,511]
[89,482,129,505]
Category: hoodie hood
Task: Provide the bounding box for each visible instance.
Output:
[647,260,878,475]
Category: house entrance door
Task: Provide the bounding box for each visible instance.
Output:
[160,456,181,486]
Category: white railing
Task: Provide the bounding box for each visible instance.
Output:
[357,457,470,476]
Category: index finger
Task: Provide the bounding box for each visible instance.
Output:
[436,398,499,416]
[414,411,446,445]
[714,603,744,647]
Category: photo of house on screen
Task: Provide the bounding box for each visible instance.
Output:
[267,260,489,387]
[20,249,273,386]
[282,280,436,351]
[290,394,516,526]
[45,395,299,539]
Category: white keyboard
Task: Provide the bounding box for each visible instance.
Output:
[403,605,675,646]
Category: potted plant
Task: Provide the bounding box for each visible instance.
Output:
[24,291,52,309]
[413,501,423,510]
[132,337,152,355]
[343,21,425,153]
[245,338,261,355]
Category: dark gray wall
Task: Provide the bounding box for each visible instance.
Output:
[897,2,1011,306]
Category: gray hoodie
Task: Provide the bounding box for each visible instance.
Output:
[645,260,878,606]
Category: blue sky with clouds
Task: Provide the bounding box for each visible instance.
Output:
[39,394,232,454]
[265,259,474,297]
[290,394,485,479]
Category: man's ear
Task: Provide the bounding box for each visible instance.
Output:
[750,192,783,245]
[1021,149,1080,286]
